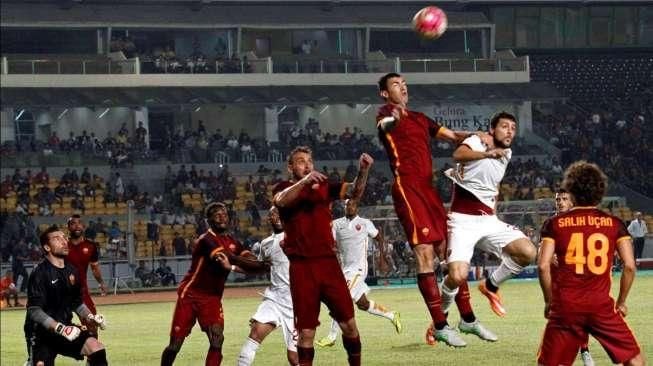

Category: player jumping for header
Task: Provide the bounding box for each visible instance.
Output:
[439,112,537,318]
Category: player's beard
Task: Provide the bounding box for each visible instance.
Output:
[493,136,512,149]
[209,221,227,234]
[272,224,283,234]
[51,248,69,258]
[70,230,83,239]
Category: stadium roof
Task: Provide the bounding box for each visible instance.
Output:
[1,82,564,108]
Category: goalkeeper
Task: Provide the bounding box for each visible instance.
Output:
[24,225,108,366]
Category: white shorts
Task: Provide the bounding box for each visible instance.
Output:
[251,298,297,352]
[343,269,370,302]
[447,212,527,264]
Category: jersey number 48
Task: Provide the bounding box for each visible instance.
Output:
[564,233,609,275]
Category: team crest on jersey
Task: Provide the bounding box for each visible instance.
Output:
[69,274,76,285]
[229,244,236,251]
[83,247,89,254]
[421,227,430,236]
[355,224,362,231]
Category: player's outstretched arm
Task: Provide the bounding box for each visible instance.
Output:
[227,253,270,274]
[436,127,472,145]
[348,153,374,201]
[537,240,555,318]
[615,237,636,316]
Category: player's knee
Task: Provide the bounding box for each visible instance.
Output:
[298,328,316,344]
[355,297,369,310]
[339,319,359,338]
[624,353,645,366]
[517,243,537,265]
[207,325,225,349]
[507,240,536,266]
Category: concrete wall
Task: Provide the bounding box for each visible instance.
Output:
[33,107,136,140]
[190,105,265,138]
[1,108,14,143]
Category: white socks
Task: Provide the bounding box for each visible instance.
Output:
[366,300,395,321]
[237,337,260,366]
[439,278,459,314]
[326,318,341,340]
[490,255,524,288]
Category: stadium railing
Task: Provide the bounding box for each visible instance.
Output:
[3,57,139,75]
[1,55,529,75]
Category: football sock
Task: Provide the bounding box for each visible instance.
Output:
[455,281,476,323]
[297,346,315,366]
[342,335,361,366]
[161,347,179,366]
[439,278,458,314]
[237,337,260,366]
[205,347,222,366]
[417,272,448,330]
[87,349,108,366]
[366,300,395,321]
[327,319,341,340]
[489,255,523,289]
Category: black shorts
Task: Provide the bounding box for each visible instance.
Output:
[29,328,92,365]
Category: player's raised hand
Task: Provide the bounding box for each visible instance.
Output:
[359,153,374,170]
[391,106,407,122]
[88,313,107,330]
[55,323,81,341]
[616,302,628,317]
[300,171,327,188]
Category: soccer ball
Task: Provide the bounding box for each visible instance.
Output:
[412,6,448,40]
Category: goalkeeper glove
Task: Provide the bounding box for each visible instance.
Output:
[55,323,81,341]
[87,313,107,330]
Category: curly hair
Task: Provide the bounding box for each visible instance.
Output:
[562,161,607,206]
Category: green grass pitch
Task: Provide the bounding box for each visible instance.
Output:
[2,276,651,365]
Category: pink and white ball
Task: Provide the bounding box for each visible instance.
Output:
[412,6,448,40]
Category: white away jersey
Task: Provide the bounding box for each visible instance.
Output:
[445,135,511,209]
[257,232,292,309]
[332,216,379,274]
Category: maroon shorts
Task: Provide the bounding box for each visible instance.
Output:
[170,292,224,338]
[538,308,641,365]
[289,256,354,330]
[392,176,447,245]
